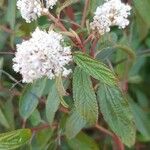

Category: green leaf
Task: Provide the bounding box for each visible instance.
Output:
[67,132,99,150]
[0,0,4,8]
[65,111,87,139]
[73,67,98,124]
[114,44,136,60]
[97,84,136,147]
[31,128,53,150]
[46,80,61,124]
[5,0,16,29]
[133,0,150,26]
[0,129,32,150]
[3,99,15,130]
[29,109,42,126]
[5,0,16,47]
[129,99,150,139]
[0,108,10,129]
[19,78,46,119]
[55,76,69,108]
[73,52,117,85]
[89,0,104,13]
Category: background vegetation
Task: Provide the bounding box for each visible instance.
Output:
[0,0,150,149]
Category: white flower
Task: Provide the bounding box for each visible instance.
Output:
[17,0,58,23]
[90,0,131,35]
[17,0,43,23]
[45,0,58,9]
[13,28,72,83]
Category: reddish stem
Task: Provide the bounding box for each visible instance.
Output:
[90,38,99,58]
[81,0,90,27]
[44,12,86,53]
[0,25,15,34]
[95,124,125,150]
[83,34,94,45]
[31,123,57,133]
[65,7,78,30]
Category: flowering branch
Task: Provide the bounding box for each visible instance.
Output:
[43,12,86,52]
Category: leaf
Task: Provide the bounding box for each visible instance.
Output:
[5,0,16,47]
[97,32,118,51]
[29,109,42,126]
[133,0,150,26]
[0,108,10,129]
[73,52,117,85]
[97,84,136,147]
[55,76,69,108]
[73,67,98,124]
[135,10,150,41]
[57,0,79,16]
[55,75,66,96]
[89,0,104,13]
[0,0,4,8]
[5,0,16,29]
[114,44,136,60]
[3,99,15,130]
[0,129,32,150]
[67,132,99,150]
[46,80,61,124]
[65,111,87,139]
[31,128,53,150]
[129,98,150,139]
[19,78,46,119]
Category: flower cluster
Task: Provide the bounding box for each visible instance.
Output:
[45,0,58,9]
[13,28,72,83]
[90,0,131,35]
[17,0,58,23]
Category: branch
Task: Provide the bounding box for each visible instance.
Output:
[90,38,99,58]
[0,52,15,55]
[31,123,58,133]
[0,25,15,34]
[43,12,86,52]
[95,124,125,150]
[81,0,90,27]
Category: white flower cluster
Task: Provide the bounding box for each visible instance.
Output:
[13,28,72,83]
[46,0,58,9]
[17,0,58,23]
[90,0,131,35]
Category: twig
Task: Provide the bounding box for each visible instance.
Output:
[137,49,150,56]
[59,19,81,28]
[95,124,125,150]
[90,38,99,58]
[43,12,67,32]
[31,123,57,132]
[59,106,70,114]
[43,12,86,52]
[0,69,23,88]
[10,80,23,90]
[0,25,15,34]
[83,33,94,45]
[22,119,27,128]
[81,0,90,27]
[0,52,15,55]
